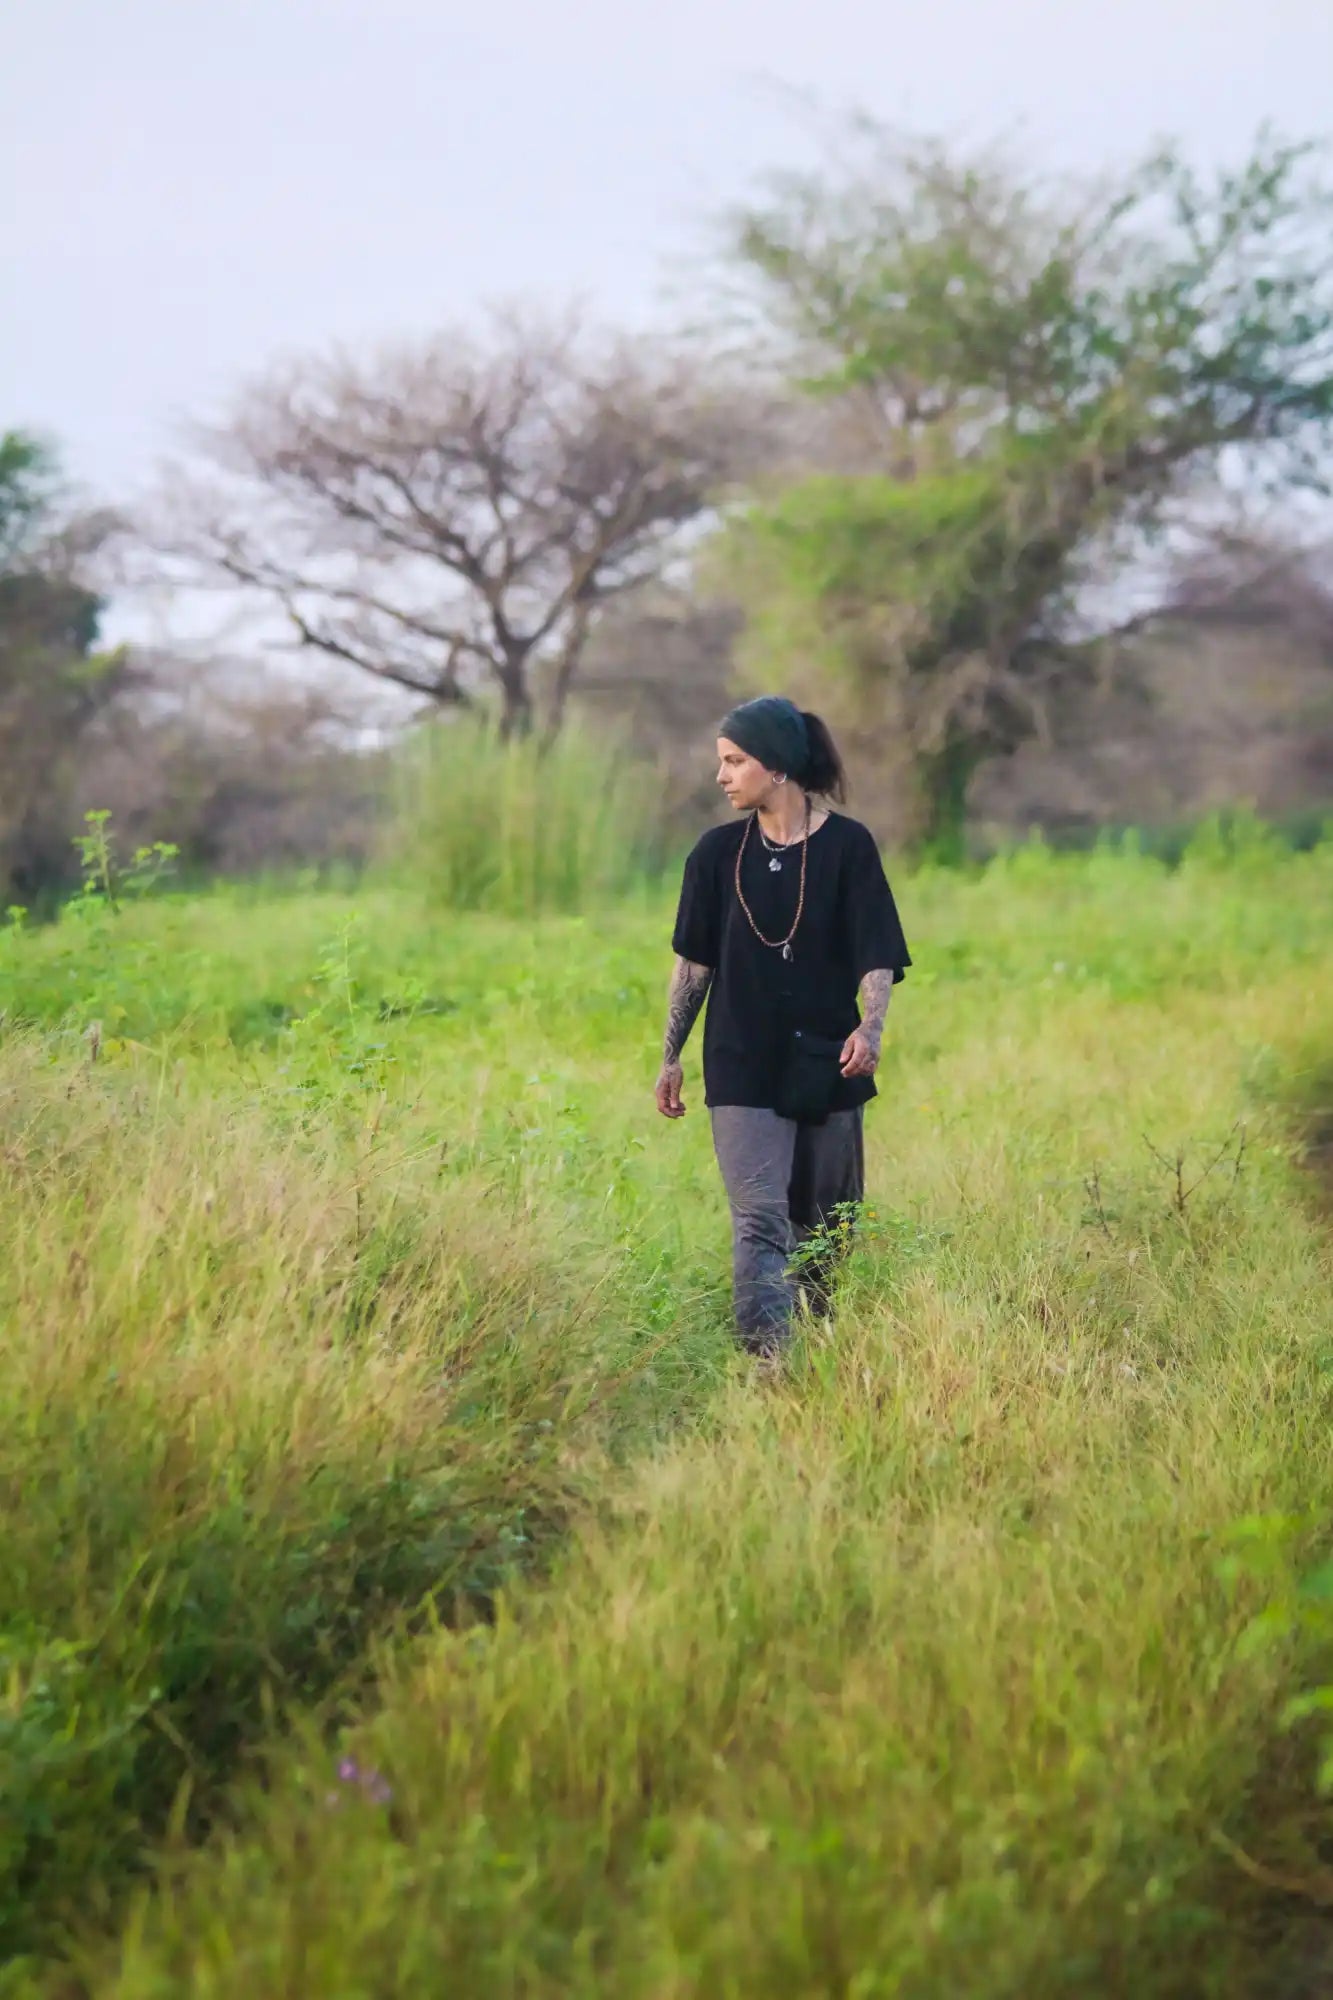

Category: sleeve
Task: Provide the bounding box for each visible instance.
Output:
[844,824,912,983]
[671,839,720,967]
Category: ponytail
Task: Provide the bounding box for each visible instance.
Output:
[801,711,848,803]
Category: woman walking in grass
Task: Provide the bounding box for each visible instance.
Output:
[656,696,911,1354]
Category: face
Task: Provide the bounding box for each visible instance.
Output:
[716,737,780,811]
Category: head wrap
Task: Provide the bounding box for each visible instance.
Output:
[717,696,810,782]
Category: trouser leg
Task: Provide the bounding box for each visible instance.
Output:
[788,1107,865,1318]
[710,1106,798,1347]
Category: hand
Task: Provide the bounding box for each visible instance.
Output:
[839,1028,880,1079]
[655,1061,687,1118]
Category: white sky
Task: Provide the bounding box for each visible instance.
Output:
[4,0,1331,643]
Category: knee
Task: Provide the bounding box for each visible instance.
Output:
[731,1199,790,1254]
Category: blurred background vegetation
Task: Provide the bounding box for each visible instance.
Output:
[4,116,1333,911]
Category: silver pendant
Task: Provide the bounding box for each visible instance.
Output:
[768,856,782,873]
[782,943,793,962]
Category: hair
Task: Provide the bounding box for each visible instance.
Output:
[801,711,848,803]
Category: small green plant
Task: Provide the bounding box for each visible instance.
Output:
[1222,1513,1333,1793]
[69,809,179,916]
[788,1198,863,1272]
[280,915,400,1099]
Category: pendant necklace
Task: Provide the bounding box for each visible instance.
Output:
[735,800,810,962]
[757,823,792,872]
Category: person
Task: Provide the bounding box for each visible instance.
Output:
[655,696,911,1356]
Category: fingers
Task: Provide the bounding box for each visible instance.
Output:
[840,1035,879,1079]
[654,1078,686,1117]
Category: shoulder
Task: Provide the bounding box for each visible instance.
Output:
[684,819,746,869]
[827,813,897,890]
[823,811,880,855]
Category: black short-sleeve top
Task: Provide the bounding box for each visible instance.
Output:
[670,811,911,1111]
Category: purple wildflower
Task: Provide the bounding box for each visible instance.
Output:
[331,1753,392,1807]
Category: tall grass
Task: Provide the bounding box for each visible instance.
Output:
[391,718,671,915]
[0,1035,725,1969]
[1,833,1331,1993]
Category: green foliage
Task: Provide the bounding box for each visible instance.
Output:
[722,124,1333,848]
[69,810,180,916]
[739,465,1003,607]
[728,454,1062,698]
[736,127,1333,470]
[0,431,59,567]
[390,717,671,916]
[0,845,1331,1989]
[0,1428,548,1962]
[0,432,129,907]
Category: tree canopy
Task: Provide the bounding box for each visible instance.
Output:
[146,312,763,741]
[720,123,1333,849]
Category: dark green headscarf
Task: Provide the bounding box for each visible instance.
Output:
[718,696,810,781]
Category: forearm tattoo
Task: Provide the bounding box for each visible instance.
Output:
[663,957,713,1066]
[858,968,894,1053]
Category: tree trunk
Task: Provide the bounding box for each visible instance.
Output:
[538,600,594,750]
[496,652,534,742]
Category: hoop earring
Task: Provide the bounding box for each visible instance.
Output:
[771,772,787,789]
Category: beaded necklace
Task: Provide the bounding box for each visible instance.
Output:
[733,798,810,963]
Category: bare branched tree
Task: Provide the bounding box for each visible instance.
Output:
[142,311,765,740]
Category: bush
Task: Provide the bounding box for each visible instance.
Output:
[390,719,670,915]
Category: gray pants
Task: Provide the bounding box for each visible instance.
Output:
[710,1105,865,1347]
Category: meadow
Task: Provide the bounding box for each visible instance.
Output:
[2,815,1332,1997]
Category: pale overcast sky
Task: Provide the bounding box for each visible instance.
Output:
[5,0,1331,504]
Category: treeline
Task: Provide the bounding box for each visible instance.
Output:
[6,118,1333,904]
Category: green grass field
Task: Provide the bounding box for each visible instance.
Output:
[2,828,1332,1997]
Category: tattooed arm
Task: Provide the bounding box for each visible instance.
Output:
[840,968,895,1079]
[655,956,713,1119]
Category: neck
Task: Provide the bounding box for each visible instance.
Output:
[756,785,811,844]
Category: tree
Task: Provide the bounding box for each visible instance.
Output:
[146,311,762,741]
[574,584,744,825]
[74,651,391,878]
[718,123,1333,850]
[0,432,126,902]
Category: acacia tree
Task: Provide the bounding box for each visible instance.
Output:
[719,124,1333,849]
[147,312,760,741]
